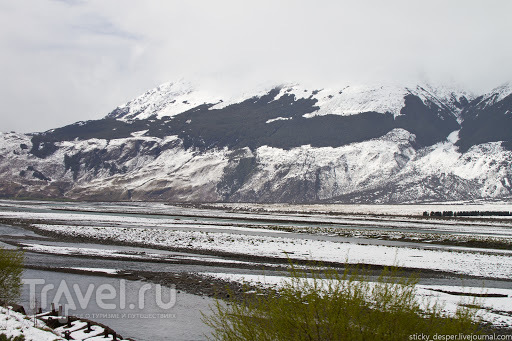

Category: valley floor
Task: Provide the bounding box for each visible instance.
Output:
[0,199,511,339]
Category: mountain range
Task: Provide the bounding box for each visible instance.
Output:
[1,80,511,203]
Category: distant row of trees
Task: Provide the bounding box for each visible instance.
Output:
[423,211,512,217]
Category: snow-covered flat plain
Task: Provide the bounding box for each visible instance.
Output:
[30,223,512,280]
[2,202,512,235]
[20,242,257,266]
[1,201,511,280]
[1,200,511,332]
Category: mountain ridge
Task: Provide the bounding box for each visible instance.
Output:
[1,81,511,203]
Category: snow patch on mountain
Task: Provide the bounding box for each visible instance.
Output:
[486,82,512,105]
[266,117,293,123]
[107,80,473,125]
[272,83,470,120]
[235,129,416,200]
[413,84,474,122]
[465,82,512,112]
[109,80,222,121]
[208,84,279,110]
[283,84,409,118]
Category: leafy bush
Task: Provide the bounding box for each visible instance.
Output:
[0,334,26,341]
[203,266,481,341]
[0,247,24,304]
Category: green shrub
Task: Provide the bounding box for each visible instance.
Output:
[203,266,481,341]
[0,247,24,304]
[0,334,26,341]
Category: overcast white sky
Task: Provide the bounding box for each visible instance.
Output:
[1,0,511,133]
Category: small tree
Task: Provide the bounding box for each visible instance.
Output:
[0,247,24,304]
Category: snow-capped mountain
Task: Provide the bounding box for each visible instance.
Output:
[1,81,511,203]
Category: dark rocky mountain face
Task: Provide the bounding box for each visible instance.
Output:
[1,82,511,203]
[30,87,460,152]
[457,93,512,152]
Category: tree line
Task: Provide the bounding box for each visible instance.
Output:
[423,210,512,217]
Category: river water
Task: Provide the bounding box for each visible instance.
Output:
[20,269,216,341]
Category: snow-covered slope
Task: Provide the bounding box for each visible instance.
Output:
[479,82,512,108]
[0,81,511,203]
[107,80,473,122]
[107,80,221,121]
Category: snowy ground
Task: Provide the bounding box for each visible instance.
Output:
[1,200,511,332]
[1,200,511,280]
[28,223,512,280]
[0,306,62,341]
[0,306,132,341]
